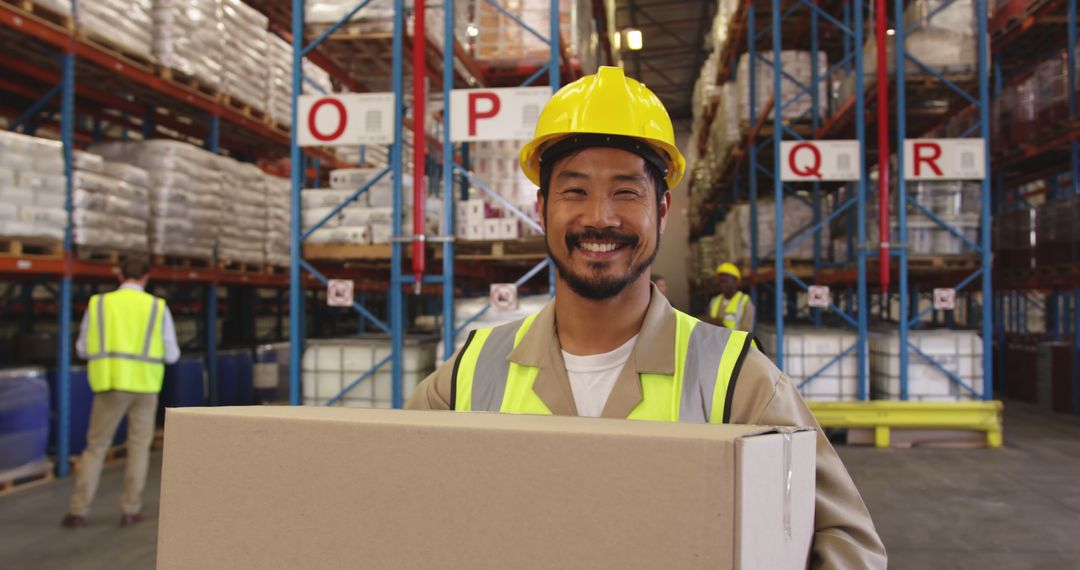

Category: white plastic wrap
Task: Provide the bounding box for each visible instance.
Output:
[79,0,154,59]
[152,0,223,89]
[736,51,829,123]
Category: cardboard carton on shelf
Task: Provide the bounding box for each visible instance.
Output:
[158,407,816,570]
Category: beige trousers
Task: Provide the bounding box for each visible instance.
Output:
[68,391,158,516]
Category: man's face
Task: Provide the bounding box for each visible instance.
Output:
[717,274,738,297]
[537,147,669,300]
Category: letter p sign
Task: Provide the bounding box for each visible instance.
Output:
[468,92,501,137]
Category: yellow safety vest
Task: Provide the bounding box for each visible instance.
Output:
[451,309,752,423]
[85,289,167,394]
[708,291,749,330]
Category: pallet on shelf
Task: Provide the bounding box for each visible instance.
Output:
[303,243,393,261]
[152,253,213,269]
[262,264,288,276]
[218,259,265,274]
[75,246,147,264]
[0,236,63,259]
[3,0,74,30]
[0,461,55,497]
[78,31,156,68]
[221,93,267,123]
[158,66,219,98]
[906,255,981,272]
[449,237,548,261]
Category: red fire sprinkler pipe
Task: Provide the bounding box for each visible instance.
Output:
[412,0,427,294]
[875,0,891,295]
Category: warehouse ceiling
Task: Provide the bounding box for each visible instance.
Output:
[614,0,714,127]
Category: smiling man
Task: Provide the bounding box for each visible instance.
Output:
[407,66,886,568]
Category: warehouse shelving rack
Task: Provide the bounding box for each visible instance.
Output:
[689,0,995,408]
[285,0,587,409]
[990,0,1080,413]
[0,0,410,477]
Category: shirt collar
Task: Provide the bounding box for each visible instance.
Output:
[119,283,145,292]
[508,283,677,375]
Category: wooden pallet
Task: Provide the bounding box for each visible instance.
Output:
[5,0,74,30]
[906,255,981,271]
[222,93,267,122]
[159,67,219,98]
[74,247,146,264]
[303,243,393,261]
[0,466,55,497]
[450,237,548,261]
[0,237,63,259]
[78,30,156,68]
[218,259,264,274]
[153,254,213,269]
[262,264,288,276]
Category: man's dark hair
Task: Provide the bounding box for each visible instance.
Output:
[120,259,150,281]
[538,152,669,220]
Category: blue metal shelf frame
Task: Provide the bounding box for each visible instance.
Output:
[441,0,562,361]
[288,0,407,408]
[742,0,871,399]
[892,0,993,400]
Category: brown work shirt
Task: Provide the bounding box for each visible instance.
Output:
[407,287,887,569]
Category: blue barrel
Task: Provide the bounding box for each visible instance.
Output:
[217,349,254,406]
[0,368,50,471]
[253,344,288,403]
[162,356,206,408]
[47,367,126,455]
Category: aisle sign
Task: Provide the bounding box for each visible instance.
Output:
[298,94,394,146]
[327,279,354,307]
[450,87,552,141]
[933,288,956,311]
[780,140,861,181]
[807,285,831,309]
[903,138,986,180]
[490,283,518,311]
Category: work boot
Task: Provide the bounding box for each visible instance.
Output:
[119,513,143,528]
[61,514,86,528]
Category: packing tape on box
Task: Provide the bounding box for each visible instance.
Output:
[779,426,795,541]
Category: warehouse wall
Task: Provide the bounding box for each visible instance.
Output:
[652,130,693,311]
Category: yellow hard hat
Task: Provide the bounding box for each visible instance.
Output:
[520,66,686,189]
[716,262,741,280]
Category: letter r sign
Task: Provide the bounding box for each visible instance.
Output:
[903,138,986,180]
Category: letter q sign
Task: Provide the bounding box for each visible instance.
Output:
[780,141,861,181]
[298,93,395,147]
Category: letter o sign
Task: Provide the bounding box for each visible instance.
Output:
[308,98,348,142]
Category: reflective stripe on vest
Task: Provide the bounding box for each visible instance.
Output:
[709,292,747,330]
[86,290,167,394]
[451,310,752,424]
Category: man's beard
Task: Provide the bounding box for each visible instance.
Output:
[546,226,660,300]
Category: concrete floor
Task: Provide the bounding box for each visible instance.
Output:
[1,403,1078,569]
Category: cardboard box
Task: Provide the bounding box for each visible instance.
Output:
[158,407,816,569]
[456,219,484,240]
[482,218,502,240]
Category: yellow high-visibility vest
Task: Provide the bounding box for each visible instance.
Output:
[451,310,752,423]
[85,289,167,394]
[709,291,749,330]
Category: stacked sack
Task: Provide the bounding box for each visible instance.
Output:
[72,154,151,252]
[79,0,154,59]
[220,0,270,110]
[216,156,267,266]
[264,34,336,128]
[264,175,291,267]
[265,34,293,128]
[0,132,67,242]
[152,0,223,90]
[90,140,221,259]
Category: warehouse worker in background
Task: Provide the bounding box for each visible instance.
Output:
[408,66,885,568]
[705,262,755,332]
[62,259,180,529]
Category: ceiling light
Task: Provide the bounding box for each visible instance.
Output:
[466,23,479,37]
[612,30,621,51]
[625,28,643,51]
[886,28,895,36]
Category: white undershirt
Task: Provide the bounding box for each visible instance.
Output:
[561,335,638,418]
